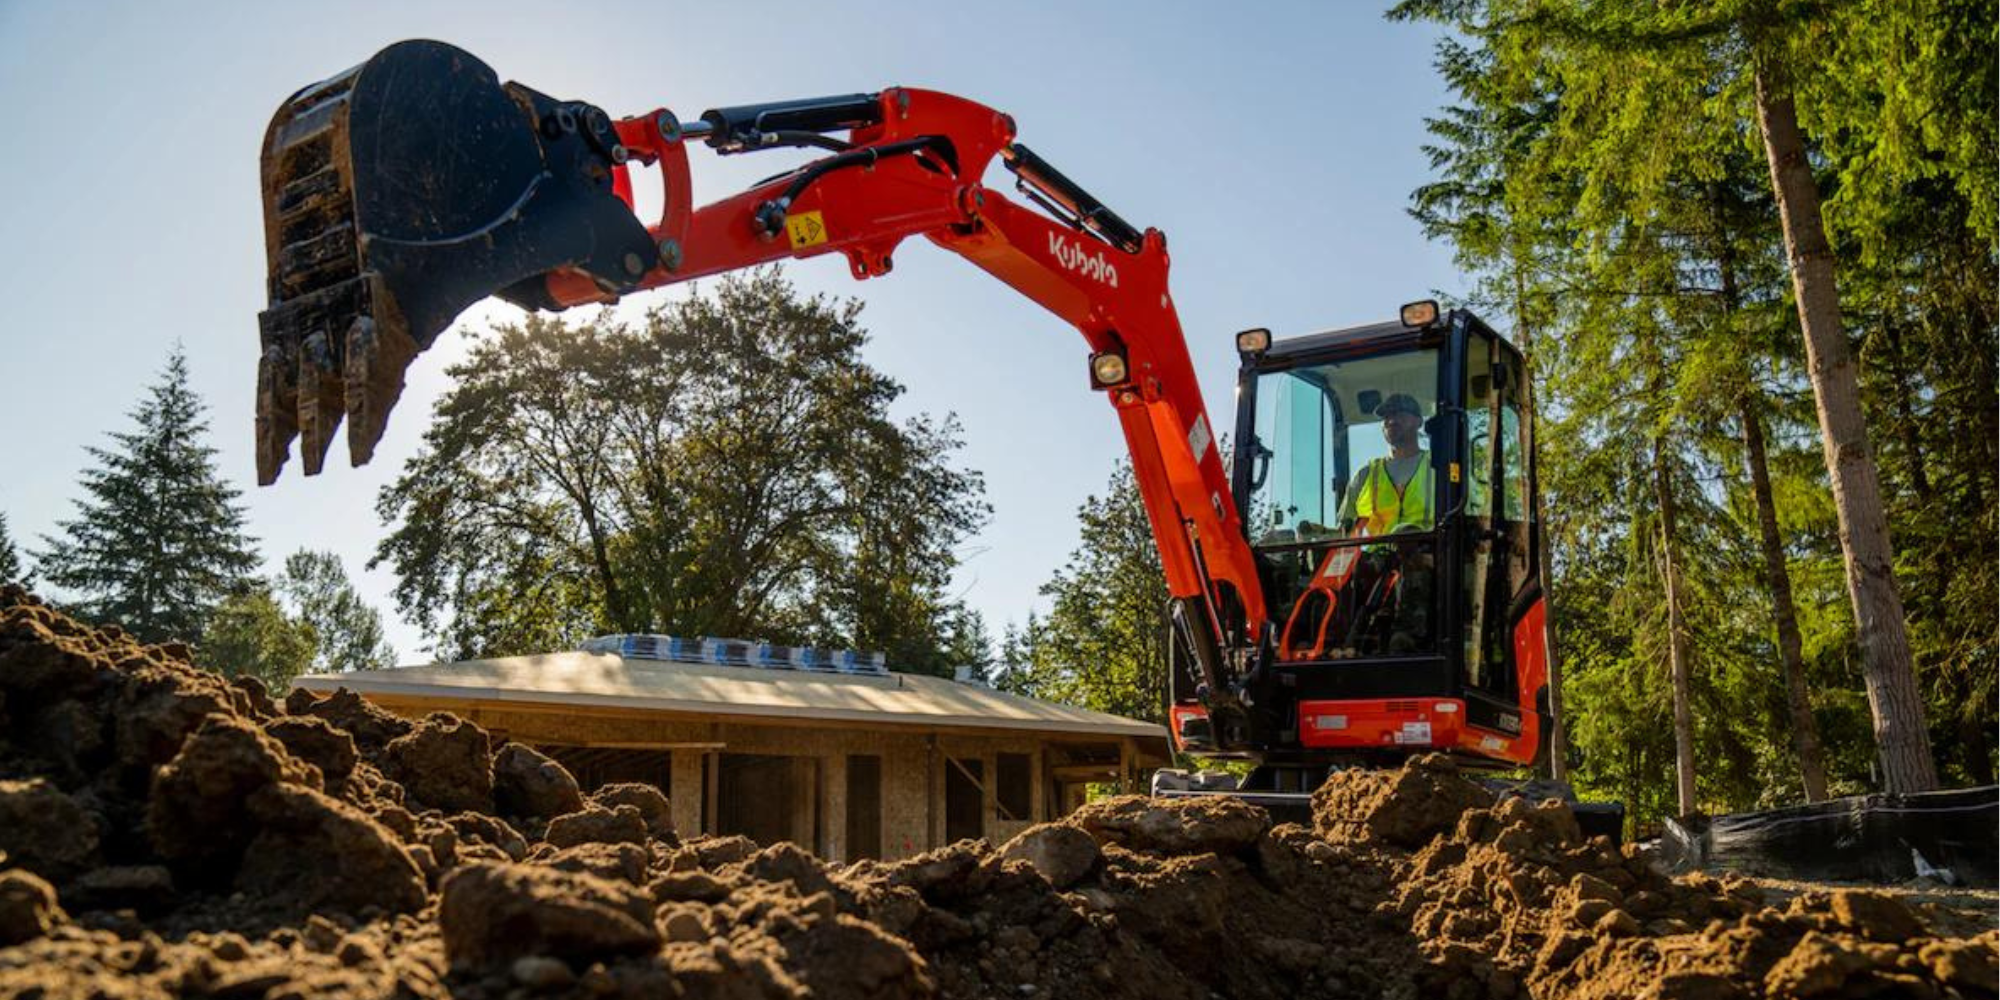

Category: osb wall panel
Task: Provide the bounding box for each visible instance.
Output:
[363,697,1117,862]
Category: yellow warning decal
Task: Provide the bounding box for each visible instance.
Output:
[786,211,828,249]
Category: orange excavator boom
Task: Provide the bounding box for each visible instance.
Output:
[257,40,1266,727]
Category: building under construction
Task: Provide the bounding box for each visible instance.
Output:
[293,634,1169,862]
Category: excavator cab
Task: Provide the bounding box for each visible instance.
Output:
[1169,305,1553,778]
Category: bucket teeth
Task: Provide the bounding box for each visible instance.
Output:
[343,305,418,468]
[255,338,301,486]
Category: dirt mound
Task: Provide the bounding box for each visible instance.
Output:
[0,588,1991,1000]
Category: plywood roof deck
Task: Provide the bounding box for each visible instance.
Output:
[294,650,1169,745]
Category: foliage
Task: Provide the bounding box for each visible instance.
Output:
[277,550,396,673]
[36,348,259,643]
[997,461,1169,723]
[0,513,24,585]
[202,583,318,690]
[1392,0,1995,821]
[374,270,990,672]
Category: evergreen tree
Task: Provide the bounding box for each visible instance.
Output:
[0,512,24,585]
[37,348,259,642]
[277,549,397,672]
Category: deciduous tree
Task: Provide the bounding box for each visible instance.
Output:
[277,550,396,672]
[374,271,989,671]
[203,583,317,690]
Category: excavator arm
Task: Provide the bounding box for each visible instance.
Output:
[257,40,1266,720]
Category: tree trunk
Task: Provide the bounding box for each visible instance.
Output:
[1652,436,1699,818]
[1740,397,1832,802]
[1753,57,1939,792]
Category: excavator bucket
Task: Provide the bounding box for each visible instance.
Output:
[256,39,660,483]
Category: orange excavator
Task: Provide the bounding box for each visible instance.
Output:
[257,40,1601,821]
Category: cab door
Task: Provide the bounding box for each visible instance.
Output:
[1459,330,1537,741]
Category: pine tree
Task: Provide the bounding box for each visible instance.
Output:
[0,512,23,585]
[38,348,259,642]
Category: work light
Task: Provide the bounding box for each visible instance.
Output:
[1089,350,1130,388]
[1400,300,1441,328]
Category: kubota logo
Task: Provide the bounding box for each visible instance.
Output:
[1049,233,1119,288]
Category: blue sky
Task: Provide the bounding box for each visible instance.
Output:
[0,1,1467,662]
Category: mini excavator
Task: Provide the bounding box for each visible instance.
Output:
[257,40,1611,825]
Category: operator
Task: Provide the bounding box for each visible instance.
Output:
[1337,393,1433,535]
[1336,392,1434,653]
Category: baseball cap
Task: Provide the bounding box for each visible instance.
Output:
[1377,393,1423,418]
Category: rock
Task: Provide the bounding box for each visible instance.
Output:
[1069,795,1269,856]
[69,865,176,913]
[145,714,318,866]
[589,782,673,838]
[493,743,584,819]
[681,835,757,870]
[1919,937,1999,992]
[998,825,1101,889]
[0,777,101,880]
[648,871,732,905]
[1763,931,1871,998]
[1313,755,1497,849]
[238,783,427,918]
[547,842,650,885]
[382,713,493,813]
[0,869,63,946]
[288,687,412,752]
[659,904,710,943]
[112,663,238,775]
[1593,908,1641,937]
[1650,972,1747,1000]
[511,955,576,989]
[447,812,529,861]
[545,805,648,849]
[1571,899,1614,928]
[737,842,838,898]
[0,618,105,699]
[1825,889,1924,942]
[264,716,358,791]
[886,843,991,902]
[439,862,662,969]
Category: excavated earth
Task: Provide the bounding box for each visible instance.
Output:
[0,586,1992,1000]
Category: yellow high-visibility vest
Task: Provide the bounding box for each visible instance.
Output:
[1354,454,1433,536]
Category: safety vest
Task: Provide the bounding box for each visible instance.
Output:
[1354,454,1433,536]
